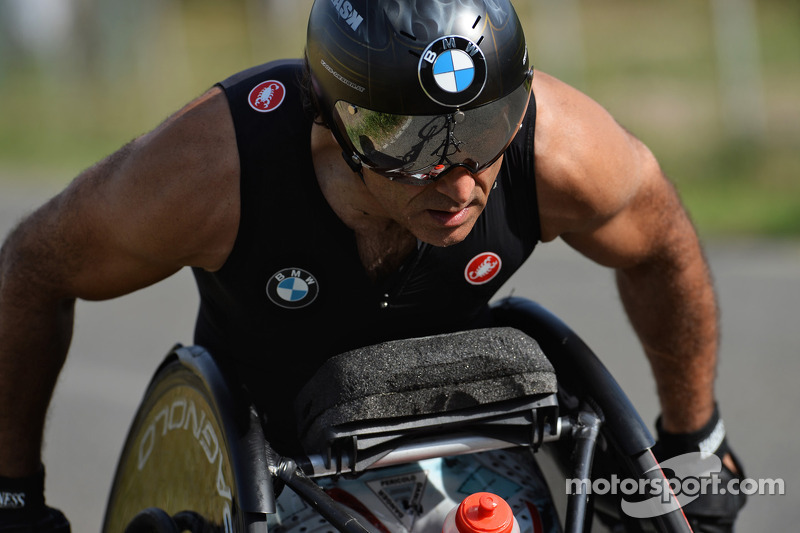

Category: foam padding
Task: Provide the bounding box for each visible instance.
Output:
[294,327,556,443]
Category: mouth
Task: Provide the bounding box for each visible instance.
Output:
[425,207,471,227]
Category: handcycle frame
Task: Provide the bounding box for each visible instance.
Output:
[104,297,693,533]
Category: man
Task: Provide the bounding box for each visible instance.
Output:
[0,0,744,531]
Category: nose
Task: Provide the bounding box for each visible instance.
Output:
[433,167,475,205]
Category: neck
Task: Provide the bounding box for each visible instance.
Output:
[311,123,417,280]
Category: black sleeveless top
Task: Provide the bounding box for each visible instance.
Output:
[192,59,540,450]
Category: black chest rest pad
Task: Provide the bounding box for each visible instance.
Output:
[294,327,557,441]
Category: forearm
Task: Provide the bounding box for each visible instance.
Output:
[615,233,718,433]
[0,226,75,477]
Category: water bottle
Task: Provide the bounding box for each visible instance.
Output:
[442,492,521,533]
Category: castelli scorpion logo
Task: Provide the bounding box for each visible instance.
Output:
[248,80,286,113]
[464,252,502,285]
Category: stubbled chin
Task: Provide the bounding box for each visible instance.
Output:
[415,223,475,248]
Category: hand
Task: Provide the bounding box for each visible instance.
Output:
[654,406,746,533]
[0,467,70,533]
[678,454,746,533]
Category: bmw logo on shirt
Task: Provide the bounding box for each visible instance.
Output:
[266,268,319,309]
[418,35,487,107]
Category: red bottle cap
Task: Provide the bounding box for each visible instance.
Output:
[455,492,515,533]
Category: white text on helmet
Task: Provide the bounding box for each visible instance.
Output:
[423,37,482,65]
[444,37,481,57]
[330,0,363,31]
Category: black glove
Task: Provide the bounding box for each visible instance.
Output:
[653,405,746,533]
[0,467,70,533]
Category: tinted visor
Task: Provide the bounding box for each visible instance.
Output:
[333,80,531,185]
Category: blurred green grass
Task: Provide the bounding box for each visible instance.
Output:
[0,0,797,237]
[564,0,800,238]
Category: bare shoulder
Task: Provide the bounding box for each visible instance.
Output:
[8,86,240,301]
[531,71,657,243]
[531,71,689,268]
[100,85,241,271]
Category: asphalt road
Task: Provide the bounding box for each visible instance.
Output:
[1,180,797,531]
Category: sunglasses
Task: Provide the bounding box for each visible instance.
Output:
[332,77,532,186]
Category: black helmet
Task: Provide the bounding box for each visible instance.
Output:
[307,0,532,184]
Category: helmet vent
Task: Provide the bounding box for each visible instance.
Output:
[472,16,482,29]
[400,30,417,41]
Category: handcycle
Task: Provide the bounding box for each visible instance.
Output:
[102,297,695,533]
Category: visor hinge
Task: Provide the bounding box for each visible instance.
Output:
[341,151,365,184]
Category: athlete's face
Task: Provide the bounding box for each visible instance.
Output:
[362,157,503,247]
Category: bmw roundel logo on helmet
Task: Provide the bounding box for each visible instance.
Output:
[418,35,487,107]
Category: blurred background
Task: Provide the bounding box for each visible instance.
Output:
[0,0,798,531]
[0,0,797,236]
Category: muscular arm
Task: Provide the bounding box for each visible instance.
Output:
[533,72,716,433]
[0,87,239,476]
